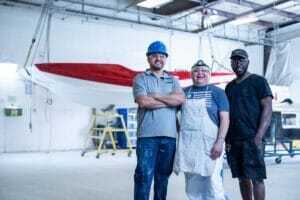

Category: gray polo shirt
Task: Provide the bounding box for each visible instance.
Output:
[133,69,182,138]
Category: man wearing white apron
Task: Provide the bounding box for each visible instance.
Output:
[173,60,230,200]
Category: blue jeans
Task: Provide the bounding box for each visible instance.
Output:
[134,137,176,200]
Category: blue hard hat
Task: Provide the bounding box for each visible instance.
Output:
[146,41,168,57]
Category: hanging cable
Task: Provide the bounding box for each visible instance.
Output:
[46,2,52,63]
[205,14,232,72]
[44,1,54,150]
[23,0,51,76]
[81,0,85,13]
[24,0,52,132]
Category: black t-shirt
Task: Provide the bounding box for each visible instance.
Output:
[225,74,273,141]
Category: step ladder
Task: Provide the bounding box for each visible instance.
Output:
[81,110,133,158]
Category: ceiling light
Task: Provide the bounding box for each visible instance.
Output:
[137,0,173,9]
[230,14,258,25]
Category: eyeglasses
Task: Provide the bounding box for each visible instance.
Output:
[192,68,210,73]
[149,53,166,59]
[231,59,248,65]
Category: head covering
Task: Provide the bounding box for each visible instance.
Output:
[191,60,210,71]
[146,41,168,57]
[230,49,248,59]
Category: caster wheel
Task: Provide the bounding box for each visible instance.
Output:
[128,152,132,157]
[81,152,85,157]
[96,154,100,159]
[112,152,116,155]
[275,157,281,164]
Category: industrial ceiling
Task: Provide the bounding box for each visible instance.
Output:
[2,0,300,46]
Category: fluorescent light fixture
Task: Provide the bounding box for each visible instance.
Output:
[137,0,173,9]
[230,15,258,25]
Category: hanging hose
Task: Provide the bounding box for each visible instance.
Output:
[23,0,52,132]
[23,0,50,76]
[45,9,52,63]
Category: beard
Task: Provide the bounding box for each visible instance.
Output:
[150,62,164,71]
[234,65,248,78]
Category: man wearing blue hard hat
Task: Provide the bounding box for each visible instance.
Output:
[146,41,168,57]
[132,41,185,200]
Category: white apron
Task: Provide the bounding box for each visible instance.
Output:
[173,93,218,176]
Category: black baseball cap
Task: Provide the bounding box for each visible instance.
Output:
[230,49,248,59]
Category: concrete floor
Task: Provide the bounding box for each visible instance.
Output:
[0,150,299,200]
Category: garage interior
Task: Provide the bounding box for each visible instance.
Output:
[1,0,300,199]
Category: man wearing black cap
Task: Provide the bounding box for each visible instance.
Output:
[225,49,273,200]
[173,60,230,200]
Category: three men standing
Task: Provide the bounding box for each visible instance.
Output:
[132,44,273,200]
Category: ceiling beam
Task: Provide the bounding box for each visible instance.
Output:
[212,8,273,26]
[153,0,205,15]
[191,0,292,33]
[226,0,298,19]
[2,0,192,33]
[213,34,271,46]
[2,0,272,45]
[2,0,41,6]
[58,0,171,20]
[171,2,272,27]
[171,0,226,21]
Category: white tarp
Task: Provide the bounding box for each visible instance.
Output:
[265,41,293,86]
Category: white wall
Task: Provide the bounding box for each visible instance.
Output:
[0,5,263,152]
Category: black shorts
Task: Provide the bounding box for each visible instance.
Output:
[226,138,266,181]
